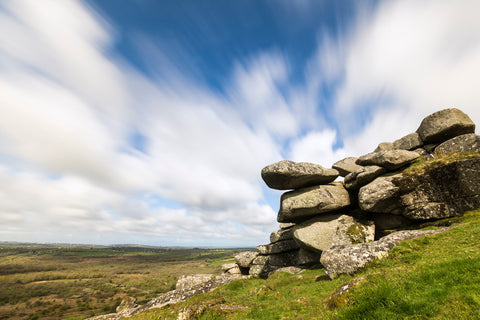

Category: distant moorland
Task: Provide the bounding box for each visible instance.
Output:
[0,244,241,320]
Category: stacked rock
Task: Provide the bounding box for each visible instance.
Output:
[240,108,480,278]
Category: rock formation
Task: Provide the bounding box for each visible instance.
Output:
[234,108,480,278]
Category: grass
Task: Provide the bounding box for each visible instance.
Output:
[126,209,480,319]
[403,151,480,176]
[0,245,239,320]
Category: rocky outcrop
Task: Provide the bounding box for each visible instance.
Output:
[320,227,451,279]
[261,160,339,190]
[248,108,480,279]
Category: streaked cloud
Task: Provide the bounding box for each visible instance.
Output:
[0,0,479,246]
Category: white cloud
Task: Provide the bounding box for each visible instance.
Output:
[323,0,480,140]
[1,0,480,247]
[0,0,287,246]
[289,130,346,167]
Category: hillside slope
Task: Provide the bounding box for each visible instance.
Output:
[125,209,480,319]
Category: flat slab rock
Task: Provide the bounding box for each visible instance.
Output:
[356,150,421,170]
[416,108,475,144]
[278,182,351,223]
[320,227,451,279]
[261,160,339,190]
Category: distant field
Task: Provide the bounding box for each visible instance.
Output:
[0,244,241,320]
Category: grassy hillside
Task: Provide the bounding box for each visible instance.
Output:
[127,209,480,320]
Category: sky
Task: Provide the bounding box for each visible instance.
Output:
[0,0,479,247]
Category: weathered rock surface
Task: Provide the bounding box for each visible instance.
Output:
[344,165,387,190]
[332,157,363,177]
[234,251,259,268]
[176,274,214,290]
[435,133,480,155]
[320,227,451,279]
[393,132,423,150]
[261,160,339,190]
[257,239,299,255]
[374,142,394,152]
[396,158,480,220]
[278,183,351,222]
[293,214,375,253]
[249,249,320,277]
[416,108,475,143]
[222,263,242,274]
[358,173,402,213]
[270,227,295,243]
[356,150,421,170]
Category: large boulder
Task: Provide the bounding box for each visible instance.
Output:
[356,150,421,170]
[332,157,364,177]
[396,158,480,220]
[320,228,450,279]
[278,182,351,223]
[261,160,339,190]
[344,165,387,190]
[293,214,375,253]
[416,108,475,144]
[434,133,480,155]
[358,173,403,213]
[234,251,259,268]
[393,132,423,150]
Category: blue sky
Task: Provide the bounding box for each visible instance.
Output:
[0,0,479,247]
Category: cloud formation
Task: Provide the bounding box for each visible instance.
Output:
[0,0,479,246]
